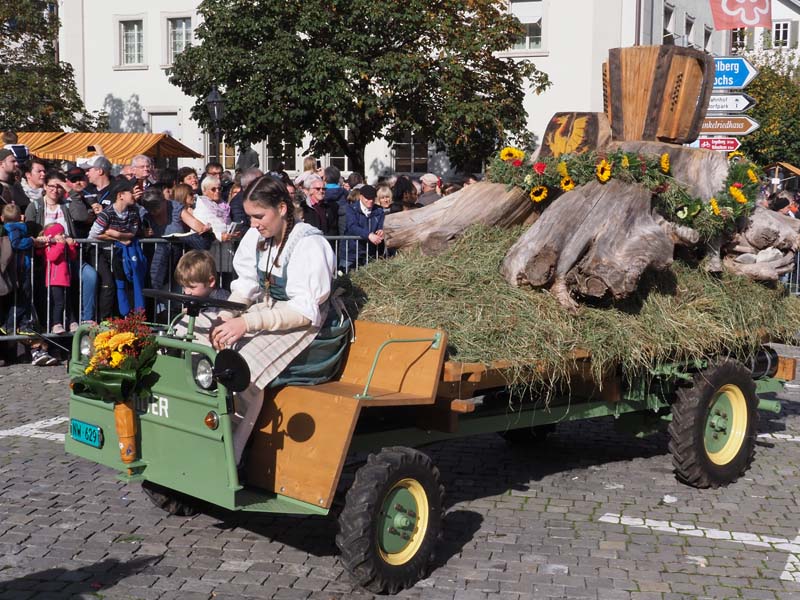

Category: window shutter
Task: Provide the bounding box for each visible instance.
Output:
[791,21,799,49]
[746,28,754,50]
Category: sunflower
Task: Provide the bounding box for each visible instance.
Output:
[659,153,670,174]
[596,159,612,183]
[729,186,748,204]
[556,161,569,177]
[621,154,630,169]
[560,176,575,192]
[747,169,759,183]
[500,146,524,162]
[710,198,721,216]
[728,150,745,162]
[530,185,548,203]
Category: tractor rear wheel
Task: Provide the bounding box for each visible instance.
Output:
[336,446,444,594]
[141,481,199,517]
[668,360,757,488]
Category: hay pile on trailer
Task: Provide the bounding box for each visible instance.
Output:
[345,225,800,386]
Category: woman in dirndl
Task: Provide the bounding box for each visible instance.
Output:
[194,175,336,463]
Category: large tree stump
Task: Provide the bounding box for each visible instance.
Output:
[383,182,535,254]
[501,179,674,310]
[739,207,800,251]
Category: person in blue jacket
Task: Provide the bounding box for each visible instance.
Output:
[342,185,384,271]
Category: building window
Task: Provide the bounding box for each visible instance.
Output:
[663,3,675,43]
[511,1,543,51]
[774,21,790,47]
[207,136,236,170]
[121,20,144,65]
[167,17,191,65]
[731,27,747,52]
[393,132,428,173]
[327,128,354,172]
[265,138,296,172]
[684,15,695,47]
[704,26,713,52]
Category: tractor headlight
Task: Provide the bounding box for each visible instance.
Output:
[193,355,215,390]
[79,335,92,359]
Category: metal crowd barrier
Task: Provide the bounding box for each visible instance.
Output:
[0,235,386,341]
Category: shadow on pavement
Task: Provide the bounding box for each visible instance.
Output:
[0,556,159,597]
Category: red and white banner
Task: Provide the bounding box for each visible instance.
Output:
[709,0,771,30]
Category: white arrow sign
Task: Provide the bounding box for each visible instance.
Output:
[708,93,757,113]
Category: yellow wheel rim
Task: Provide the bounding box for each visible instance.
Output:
[704,384,748,466]
[377,478,429,566]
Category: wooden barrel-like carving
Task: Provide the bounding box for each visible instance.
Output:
[604,45,714,144]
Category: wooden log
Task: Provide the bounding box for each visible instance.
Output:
[723,250,796,281]
[538,112,612,158]
[741,207,800,251]
[383,182,535,254]
[607,140,729,201]
[501,179,674,311]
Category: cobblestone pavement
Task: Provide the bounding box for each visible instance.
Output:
[2,351,800,600]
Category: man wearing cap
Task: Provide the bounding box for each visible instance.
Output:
[417,173,441,207]
[342,184,384,271]
[64,167,95,239]
[79,155,114,213]
[0,149,18,206]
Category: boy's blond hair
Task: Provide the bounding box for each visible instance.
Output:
[175,250,217,287]
[2,204,20,222]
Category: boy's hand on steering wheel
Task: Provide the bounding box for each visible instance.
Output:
[211,316,247,350]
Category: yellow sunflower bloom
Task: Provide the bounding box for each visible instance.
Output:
[747,169,758,183]
[500,146,524,162]
[728,150,745,161]
[710,198,721,216]
[560,176,576,192]
[621,155,630,169]
[556,161,568,178]
[659,153,670,174]
[596,159,612,183]
[729,186,748,204]
[530,185,548,203]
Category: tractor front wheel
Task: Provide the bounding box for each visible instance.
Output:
[668,360,757,488]
[336,446,444,594]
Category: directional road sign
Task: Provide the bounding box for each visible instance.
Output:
[708,93,757,113]
[700,115,760,136]
[714,56,759,89]
[698,137,742,152]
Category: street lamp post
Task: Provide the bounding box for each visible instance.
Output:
[205,86,225,164]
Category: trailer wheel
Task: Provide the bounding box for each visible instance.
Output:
[336,447,444,593]
[499,424,555,446]
[141,481,198,517]
[668,360,757,488]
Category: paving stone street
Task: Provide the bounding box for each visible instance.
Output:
[2,350,800,600]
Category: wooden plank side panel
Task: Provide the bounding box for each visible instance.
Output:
[339,320,447,401]
[775,357,797,382]
[245,387,361,509]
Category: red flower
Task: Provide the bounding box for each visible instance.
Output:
[512,159,523,167]
[533,161,547,175]
[733,182,743,189]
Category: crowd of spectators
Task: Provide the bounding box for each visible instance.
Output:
[0,131,481,365]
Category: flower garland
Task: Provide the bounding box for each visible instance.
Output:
[490,146,761,240]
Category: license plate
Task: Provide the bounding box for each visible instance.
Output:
[70,419,104,449]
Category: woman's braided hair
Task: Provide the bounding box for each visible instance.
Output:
[244,175,295,268]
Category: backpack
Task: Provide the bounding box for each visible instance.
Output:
[0,235,17,296]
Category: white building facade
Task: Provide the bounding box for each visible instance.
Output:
[59,1,734,181]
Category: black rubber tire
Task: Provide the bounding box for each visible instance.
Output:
[141,481,199,517]
[499,424,556,446]
[668,360,757,489]
[335,446,445,594]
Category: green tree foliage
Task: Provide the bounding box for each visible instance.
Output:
[739,47,800,166]
[0,1,103,132]
[170,0,549,173]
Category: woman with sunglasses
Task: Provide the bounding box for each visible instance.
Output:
[193,175,237,242]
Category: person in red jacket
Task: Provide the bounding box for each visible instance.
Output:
[39,222,78,334]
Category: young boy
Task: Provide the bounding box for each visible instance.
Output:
[1,205,57,365]
[88,177,145,317]
[174,250,229,300]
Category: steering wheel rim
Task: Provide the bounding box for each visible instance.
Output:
[143,288,248,313]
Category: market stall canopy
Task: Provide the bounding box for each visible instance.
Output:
[16,132,66,155]
[764,162,800,178]
[16,132,202,164]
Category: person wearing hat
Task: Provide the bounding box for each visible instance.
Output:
[417,173,441,207]
[78,155,114,212]
[342,184,384,271]
[88,177,144,318]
